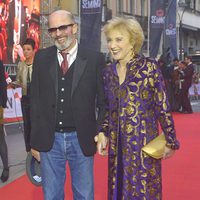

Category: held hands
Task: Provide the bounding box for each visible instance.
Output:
[31,148,40,162]
[94,132,108,156]
[163,146,175,159]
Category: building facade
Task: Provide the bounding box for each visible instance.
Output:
[177,0,200,57]
[40,0,200,61]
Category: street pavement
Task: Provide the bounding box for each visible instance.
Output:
[0,98,199,188]
[0,122,26,188]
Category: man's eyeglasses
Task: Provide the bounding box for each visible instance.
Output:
[48,24,74,34]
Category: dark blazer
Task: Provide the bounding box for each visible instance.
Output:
[182,63,194,89]
[0,60,7,108]
[30,45,106,156]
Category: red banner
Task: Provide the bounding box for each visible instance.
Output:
[0,0,40,64]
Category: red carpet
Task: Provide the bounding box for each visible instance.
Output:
[0,113,199,200]
[163,112,200,200]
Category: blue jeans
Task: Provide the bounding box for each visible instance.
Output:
[40,131,94,200]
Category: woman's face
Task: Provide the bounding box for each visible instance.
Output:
[106,29,133,62]
[23,44,34,60]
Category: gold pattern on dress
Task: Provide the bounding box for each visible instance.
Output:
[142,90,149,99]
[126,105,135,115]
[157,92,163,101]
[126,123,133,134]
[119,89,127,99]
[149,168,156,176]
[132,141,137,145]
[163,102,167,110]
[143,78,148,86]
[135,73,142,79]
[129,92,135,101]
[149,77,154,86]
[111,111,118,120]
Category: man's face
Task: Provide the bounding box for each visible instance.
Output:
[174,60,179,66]
[48,12,77,52]
[184,57,191,64]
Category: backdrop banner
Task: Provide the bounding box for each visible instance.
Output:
[149,0,165,58]
[164,0,178,60]
[80,0,102,52]
[4,87,22,121]
[1,0,40,64]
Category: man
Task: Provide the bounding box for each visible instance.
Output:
[0,60,9,182]
[171,58,180,111]
[180,56,194,113]
[30,10,106,200]
[7,0,27,63]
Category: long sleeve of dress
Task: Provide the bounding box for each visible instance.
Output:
[151,60,179,149]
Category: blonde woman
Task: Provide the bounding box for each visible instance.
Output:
[96,17,180,199]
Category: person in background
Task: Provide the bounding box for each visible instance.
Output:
[95,17,179,200]
[0,60,9,182]
[171,59,182,112]
[171,58,180,111]
[179,57,194,113]
[30,10,106,200]
[158,58,174,111]
[15,38,35,152]
[192,72,199,100]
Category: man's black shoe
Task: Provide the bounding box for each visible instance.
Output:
[1,168,9,182]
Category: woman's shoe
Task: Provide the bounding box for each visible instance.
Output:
[1,168,9,182]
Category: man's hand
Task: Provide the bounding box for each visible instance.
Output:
[94,132,108,156]
[163,146,175,159]
[31,148,40,162]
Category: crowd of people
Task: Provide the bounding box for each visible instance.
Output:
[158,56,197,114]
[2,6,200,200]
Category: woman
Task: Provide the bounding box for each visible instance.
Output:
[180,57,194,113]
[15,38,35,152]
[96,17,180,199]
[0,60,9,182]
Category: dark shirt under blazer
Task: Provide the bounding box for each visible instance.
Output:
[55,61,75,132]
[30,45,106,156]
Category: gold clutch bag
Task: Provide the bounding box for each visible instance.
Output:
[142,133,166,159]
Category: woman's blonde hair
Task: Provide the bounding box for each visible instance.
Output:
[103,17,144,54]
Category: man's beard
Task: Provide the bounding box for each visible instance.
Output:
[55,35,74,51]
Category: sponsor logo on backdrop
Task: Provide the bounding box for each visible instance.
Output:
[165,24,176,36]
[151,9,165,26]
[4,88,22,119]
[81,0,102,14]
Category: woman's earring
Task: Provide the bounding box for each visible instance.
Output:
[131,47,135,57]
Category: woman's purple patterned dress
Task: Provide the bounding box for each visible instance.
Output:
[99,55,179,200]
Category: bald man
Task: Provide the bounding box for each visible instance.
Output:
[30,10,106,200]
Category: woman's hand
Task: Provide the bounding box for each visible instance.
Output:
[94,132,108,156]
[163,146,175,159]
